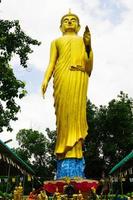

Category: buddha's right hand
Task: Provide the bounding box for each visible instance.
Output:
[41,80,48,98]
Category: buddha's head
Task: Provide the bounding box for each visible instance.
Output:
[60,10,80,34]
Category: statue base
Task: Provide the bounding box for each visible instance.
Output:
[43,179,99,194]
[28,179,99,200]
[56,158,85,179]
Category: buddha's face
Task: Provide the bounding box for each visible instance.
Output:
[60,15,80,34]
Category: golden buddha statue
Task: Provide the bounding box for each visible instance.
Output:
[77,190,84,200]
[13,187,18,200]
[53,187,61,200]
[42,10,93,178]
[38,190,48,200]
[18,182,23,200]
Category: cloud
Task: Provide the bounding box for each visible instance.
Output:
[13,90,56,132]
[1,88,56,147]
[87,0,133,105]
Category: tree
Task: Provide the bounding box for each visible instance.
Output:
[98,92,133,172]
[84,92,133,178]
[0,20,40,132]
[45,128,56,178]
[15,128,56,180]
[84,100,105,179]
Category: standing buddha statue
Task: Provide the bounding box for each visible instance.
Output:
[42,10,93,179]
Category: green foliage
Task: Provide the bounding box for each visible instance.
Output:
[45,128,56,177]
[84,100,105,178]
[98,194,129,200]
[100,92,133,169]
[0,191,12,200]
[15,128,56,180]
[85,92,133,178]
[0,19,40,132]
[0,20,41,66]
[0,63,26,132]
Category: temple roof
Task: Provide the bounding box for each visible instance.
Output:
[0,139,35,176]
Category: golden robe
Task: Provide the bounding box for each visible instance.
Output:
[52,35,93,159]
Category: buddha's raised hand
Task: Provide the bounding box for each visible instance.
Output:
[83,25,91,47]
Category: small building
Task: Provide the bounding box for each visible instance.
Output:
[109,151,133,194]
[0,139,35,193]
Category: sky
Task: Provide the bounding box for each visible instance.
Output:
[0,0,133,147]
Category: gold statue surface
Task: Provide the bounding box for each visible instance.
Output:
[42,11,93,160]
